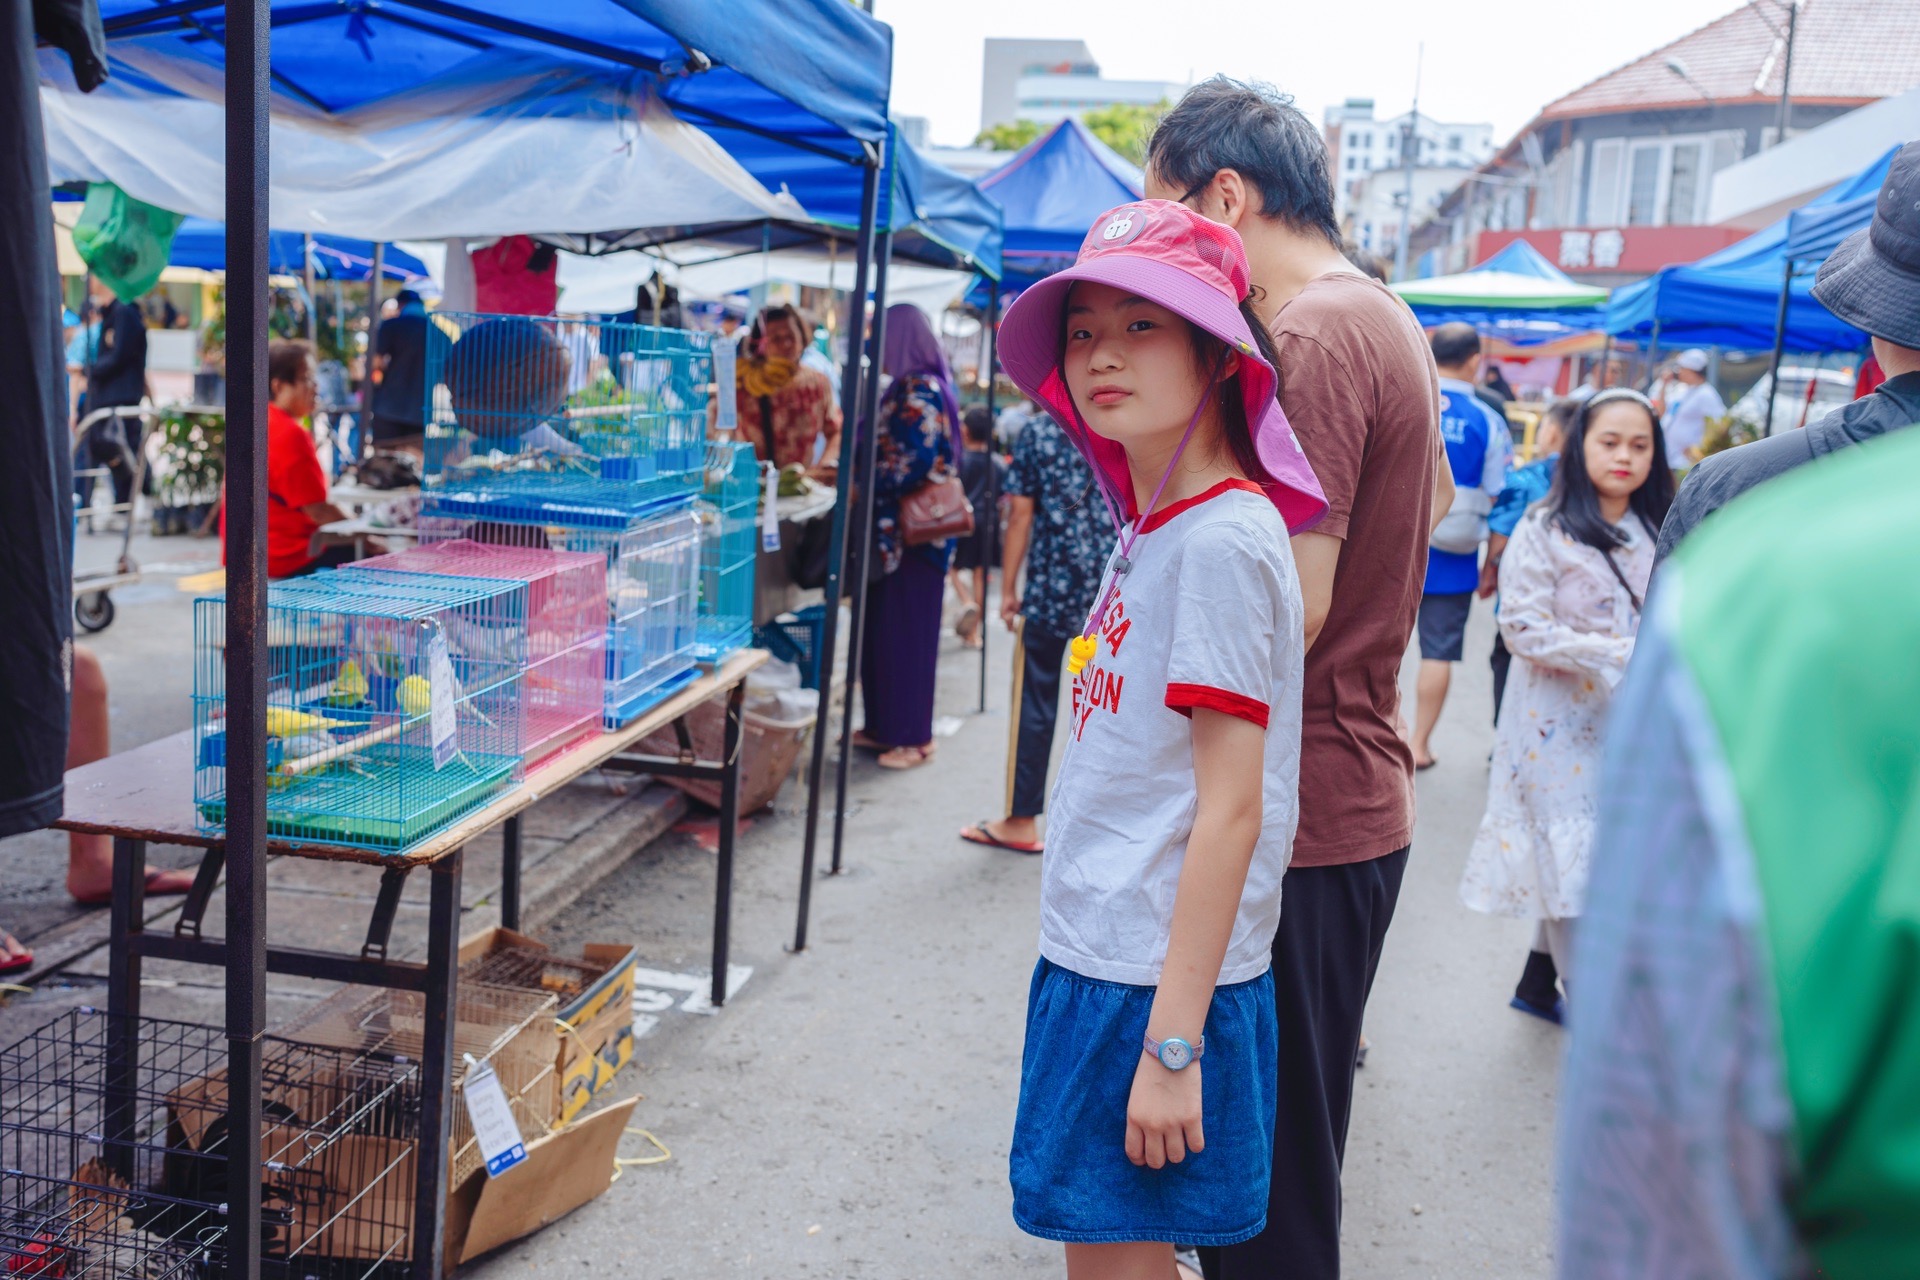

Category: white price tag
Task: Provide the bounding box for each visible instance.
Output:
[713,341,738,431]
[428,633,457,770]
[462,1056,528,1178]
[761,468,782,553]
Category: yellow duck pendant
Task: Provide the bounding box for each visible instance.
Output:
[1066,634,1097,676]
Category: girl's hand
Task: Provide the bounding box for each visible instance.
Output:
[1125,1053,1204,1169]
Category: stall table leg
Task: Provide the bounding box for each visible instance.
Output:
[711,682,745,1008]
[412,851,463,1280]
[103,836,148,1181]
[501,813,522,931]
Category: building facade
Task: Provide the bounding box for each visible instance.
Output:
[980,39,1183,134]
[1324,98,1495,223]
[1421,0,1919,281]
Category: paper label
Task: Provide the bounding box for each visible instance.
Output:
[462,1058,527,1178]
[428,633,457,770]
[761,468,781,552]
[713,341,738,431]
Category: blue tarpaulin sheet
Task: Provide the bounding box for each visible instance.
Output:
[90,0,891,162]
[965,119,1143,303]
[169,219,428,281]
[545,125,1004,277]
[1604,148,1899,353]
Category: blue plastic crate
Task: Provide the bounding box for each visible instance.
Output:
[755,604,827,690]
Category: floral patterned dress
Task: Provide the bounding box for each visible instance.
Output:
[1459,508,1655,920]
[870,373,958,575]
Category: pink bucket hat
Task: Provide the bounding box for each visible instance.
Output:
[998,199,1326,533]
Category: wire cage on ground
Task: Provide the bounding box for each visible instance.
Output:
[422,313,712,528]
[193,571,529,853]
[0,1008,421,1277]
[695,440,759,662]
[416,503,703,728]
[343,541,607,765]
[276,983,561,1190]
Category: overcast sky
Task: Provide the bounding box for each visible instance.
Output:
[884,0,1749,149]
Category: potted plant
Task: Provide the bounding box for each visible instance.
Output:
[151,406,226,536]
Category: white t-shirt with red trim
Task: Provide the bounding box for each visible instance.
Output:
[1039,478,1305,987]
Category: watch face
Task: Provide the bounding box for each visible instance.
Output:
[1158,1038,1193,1071]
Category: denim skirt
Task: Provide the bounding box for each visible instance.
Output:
[1009,957,1277,1245]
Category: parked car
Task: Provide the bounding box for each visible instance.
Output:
[1727,367,1857,433]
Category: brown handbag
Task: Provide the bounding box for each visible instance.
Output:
[899,464,975,546]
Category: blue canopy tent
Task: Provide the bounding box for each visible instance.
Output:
[168,218,427,281]
[1603,150,1897,354]
[964,118,1143,305]
[1783,145,1901,262]
[539,122,1004,278]
[41,6,895,1276]
[1392,241,1610,344]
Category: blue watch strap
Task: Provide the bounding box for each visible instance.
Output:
[1142,1032,1204,1069]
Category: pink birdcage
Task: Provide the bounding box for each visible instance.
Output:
[345,541,607,764]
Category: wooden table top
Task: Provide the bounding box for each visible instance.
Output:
[54,649,768,868]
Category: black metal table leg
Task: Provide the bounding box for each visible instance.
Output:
[412,849,462,1280]
[711,682,745,1008]
[500,813,522,932]
[103,836,148,1180]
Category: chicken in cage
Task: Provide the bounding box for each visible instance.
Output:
[343,541,606,765]
[694,440,759,662]
[193,570,529,853]
[415,502,703,727]
[422,313,711,527]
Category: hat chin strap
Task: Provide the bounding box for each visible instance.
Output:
[1066,357,1225,676]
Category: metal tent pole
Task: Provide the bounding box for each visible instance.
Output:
[830,227,894,876]
[1642,319,1663,393]
[361,243,386,460]
[1762,258,1794,437]
[794,159,880,953]
[302,233,317,344]
[222,0,270,1272]
[978,284,999,713]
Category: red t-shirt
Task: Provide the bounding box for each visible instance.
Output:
[220,405,330,578]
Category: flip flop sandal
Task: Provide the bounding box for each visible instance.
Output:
[1415,757,1438,772]
[0,937,33,975]
[959,821,1043,855]
[850,731,891,753]
[876,744,934,770]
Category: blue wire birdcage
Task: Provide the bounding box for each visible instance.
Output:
[694,441,759,662]
[193,571,528,853]
[416,502,702,728]
[422,313,710,527]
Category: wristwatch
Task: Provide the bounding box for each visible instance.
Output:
[1143,1032,1204,1071]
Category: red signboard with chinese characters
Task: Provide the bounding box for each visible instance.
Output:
[1476,227,1750,276]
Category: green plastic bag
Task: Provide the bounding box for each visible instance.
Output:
[71,183,185,302]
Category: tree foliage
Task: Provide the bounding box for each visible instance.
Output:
[974,119,1042,152]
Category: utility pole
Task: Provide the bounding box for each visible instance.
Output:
[1394,43,1424,283]
[1774,0,1799,144]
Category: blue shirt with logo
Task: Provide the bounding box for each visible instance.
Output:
[1426,379,1512,595]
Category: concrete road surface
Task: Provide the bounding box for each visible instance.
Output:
[474,592,1557,1278]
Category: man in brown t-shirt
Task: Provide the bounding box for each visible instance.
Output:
[1147,77,1446,1280]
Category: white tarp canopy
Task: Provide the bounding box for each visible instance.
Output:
[39,43,804,242]
[548,247,972,321]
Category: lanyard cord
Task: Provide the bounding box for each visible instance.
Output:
[1066,361,1223,676]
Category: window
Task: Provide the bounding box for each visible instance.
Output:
[1625,143,1663,225]
[1585,138,1624,225]
[1447,133,1462,150]
[1347,156,1358,171]
[1666,142,1702,225]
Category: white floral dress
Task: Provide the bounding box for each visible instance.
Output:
[1459,509,1654,920]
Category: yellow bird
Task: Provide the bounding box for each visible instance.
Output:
[265,706,348,739]
[332,658,370,702]
[397,674,433,717]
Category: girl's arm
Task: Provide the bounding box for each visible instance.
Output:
[1127,706,1265,1170]
[1497,516,1634,687]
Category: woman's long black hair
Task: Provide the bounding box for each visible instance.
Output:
[1544,388,1674,552]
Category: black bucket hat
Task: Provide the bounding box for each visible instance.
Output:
[1813,139,1920,351]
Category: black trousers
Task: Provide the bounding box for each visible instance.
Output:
[1010,621,1069,818]
[1490,630,1512,724]
[1200,846,1411,1280]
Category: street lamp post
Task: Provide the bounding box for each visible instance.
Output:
[1774,0,1799,144]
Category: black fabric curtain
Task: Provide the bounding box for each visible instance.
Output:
[0,0,105,836]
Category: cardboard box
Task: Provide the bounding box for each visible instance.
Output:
[442,1096,637,1265]
[459,928,638,1124]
